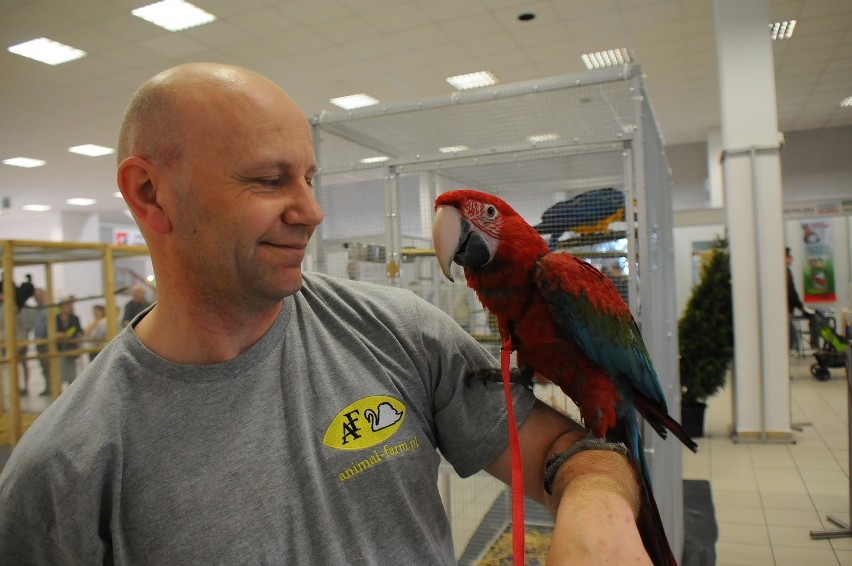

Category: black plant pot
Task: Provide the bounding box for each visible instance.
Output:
[681,401,707,439]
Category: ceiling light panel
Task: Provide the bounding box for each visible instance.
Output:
[359,156,389,164]
[527,133,561,144]
[7,37,86,65]
[66,198,96,206]
[769,20,796,41]
[22,204,51,212]
[446,71,498,90]
[839,96,852,108]
[132,0,217,32]
[439,145,469,153]
[330,94,379,110]
[3,157,46,168]
[68,144,114,157]
[581,48,631,70]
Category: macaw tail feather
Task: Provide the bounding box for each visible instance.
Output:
[607,417,678,566]
[635,455,679,566]
[633,390,699,453]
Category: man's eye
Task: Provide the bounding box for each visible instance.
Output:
[258,178,282,187]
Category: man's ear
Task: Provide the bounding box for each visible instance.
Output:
[117,157,171,234]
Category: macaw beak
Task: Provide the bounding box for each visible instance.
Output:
[432,205,462,282]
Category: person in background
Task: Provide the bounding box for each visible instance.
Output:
[16,298,36,396]
[83,304,108,362]
[31,288,52,396]
[786,247,805,351]
[55,298,82,385]
[121,284,151,326]
[0,63,649,564]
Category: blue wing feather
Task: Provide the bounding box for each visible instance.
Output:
[533,253,668,410]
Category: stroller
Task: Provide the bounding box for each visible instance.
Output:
[809,308,848,381]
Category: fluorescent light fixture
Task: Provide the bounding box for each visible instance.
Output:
[769,20,796,40]
[840,96,852,108]
[581,48,631,70]
[359,156,389,164]
[3,157,46,168]
[527,133,561,144]
[446,71,498,90]
[114,191,124,198]
[132,0,216,31]
[68,144,114,157]
[7,37,86,65]
[439,145,469,153]
[22,204,51,212]
[66,198,96,206]
[329,93,379,110]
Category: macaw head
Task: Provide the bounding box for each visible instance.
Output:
[432,189,548,282]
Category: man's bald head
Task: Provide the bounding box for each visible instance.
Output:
[116,63,299,167]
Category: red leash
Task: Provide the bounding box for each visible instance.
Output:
[500,337,525,565]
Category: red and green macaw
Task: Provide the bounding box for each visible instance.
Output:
[432,189,697,566]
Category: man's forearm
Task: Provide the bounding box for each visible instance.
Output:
[544,442,650,565]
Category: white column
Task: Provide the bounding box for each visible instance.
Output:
[706,128,724,208]
[714,0,791,440]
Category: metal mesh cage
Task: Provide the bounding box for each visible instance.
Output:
[311,65,681,560]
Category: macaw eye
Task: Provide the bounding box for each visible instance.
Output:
[485,205,497,219]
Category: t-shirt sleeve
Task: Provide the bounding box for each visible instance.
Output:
[412,297,536,478]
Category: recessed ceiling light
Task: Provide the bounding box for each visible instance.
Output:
[7,37,86,65]
[22,204,51,212]
[446,71,499,90]
[581,48,632,70]
[769,20,796,40]
[839,96,852,108]
[527,133,561,144]
[132,0,216,32]
[66,198,96,206]
[359,156,389,164]
[439,145,469,153]
[330,93,379,110]
[114,192,124,198]
[3,157,46,168]
[68,144,114,157]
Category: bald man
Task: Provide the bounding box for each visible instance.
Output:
[121,284,151,327]
[0,63,648,565]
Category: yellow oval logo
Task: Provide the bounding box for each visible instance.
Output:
[323,396,406,450]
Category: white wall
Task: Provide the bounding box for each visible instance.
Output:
[670,125,852,322]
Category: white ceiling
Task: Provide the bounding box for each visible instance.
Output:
[1,0,850,220]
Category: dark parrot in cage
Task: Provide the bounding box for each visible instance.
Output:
[533,187,625,249]
[432,189,696,566]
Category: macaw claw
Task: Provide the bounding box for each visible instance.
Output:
[465,366,534,390]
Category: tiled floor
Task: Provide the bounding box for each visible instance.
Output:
[683,354,852,566]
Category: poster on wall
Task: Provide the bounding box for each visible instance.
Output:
[113,228,146,246]
[800,218,835,302]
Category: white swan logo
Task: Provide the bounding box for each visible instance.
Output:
[323,396,406,450]
[364,402,403,432]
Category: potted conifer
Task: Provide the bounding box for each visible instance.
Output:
[678,235,734,438]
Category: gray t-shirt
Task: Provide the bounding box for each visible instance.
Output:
[0,273,535,564]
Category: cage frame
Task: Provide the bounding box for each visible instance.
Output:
[311,63,683,558]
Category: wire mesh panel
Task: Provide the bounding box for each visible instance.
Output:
[311,65,679,560]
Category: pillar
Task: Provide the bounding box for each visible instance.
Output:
[714,0,791,440]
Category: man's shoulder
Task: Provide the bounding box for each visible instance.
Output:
[301,272,416,303]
